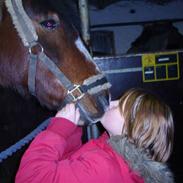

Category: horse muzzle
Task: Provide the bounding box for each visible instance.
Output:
[77,90,111,125]
[61,74,111,125]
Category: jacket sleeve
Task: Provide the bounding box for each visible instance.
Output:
[15,117,83,183]
[15,118,118,183]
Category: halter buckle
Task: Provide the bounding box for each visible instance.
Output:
[67,85,85,102]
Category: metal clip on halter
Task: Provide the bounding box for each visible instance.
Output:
[29,42,44,55]
[67,85,85,102]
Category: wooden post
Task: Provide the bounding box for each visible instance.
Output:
[78,0,99,140]
[78,0,91,47]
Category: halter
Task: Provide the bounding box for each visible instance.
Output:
[5,0,111,124]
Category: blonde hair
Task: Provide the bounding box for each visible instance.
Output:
[119,88,174,162]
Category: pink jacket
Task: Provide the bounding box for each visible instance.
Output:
[15,117,144,183]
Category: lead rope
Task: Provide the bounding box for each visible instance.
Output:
[0,118,51,163]
[0,118,100,162]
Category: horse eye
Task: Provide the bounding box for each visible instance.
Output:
[40,19,59,30]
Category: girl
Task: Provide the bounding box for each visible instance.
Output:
[16,88,174,183]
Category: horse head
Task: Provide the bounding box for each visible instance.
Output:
[0,0,111,125]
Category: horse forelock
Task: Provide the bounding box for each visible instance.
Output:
[23,0,81,32]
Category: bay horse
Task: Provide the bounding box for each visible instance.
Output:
[0,0,110,182]
[0,0,110,123]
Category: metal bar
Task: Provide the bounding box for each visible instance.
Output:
[78,0,90,46]
[91,18,183,29]
[103,67,142,74]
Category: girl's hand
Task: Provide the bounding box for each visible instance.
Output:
[55,103,80,125]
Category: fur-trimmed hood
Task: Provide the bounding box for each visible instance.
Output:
[108,136,174,183]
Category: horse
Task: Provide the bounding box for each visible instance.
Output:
[127,22,183,54]
[0,0,110,182]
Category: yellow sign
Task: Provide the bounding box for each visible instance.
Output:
[142,52,180,82]
[142,54,155,67]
